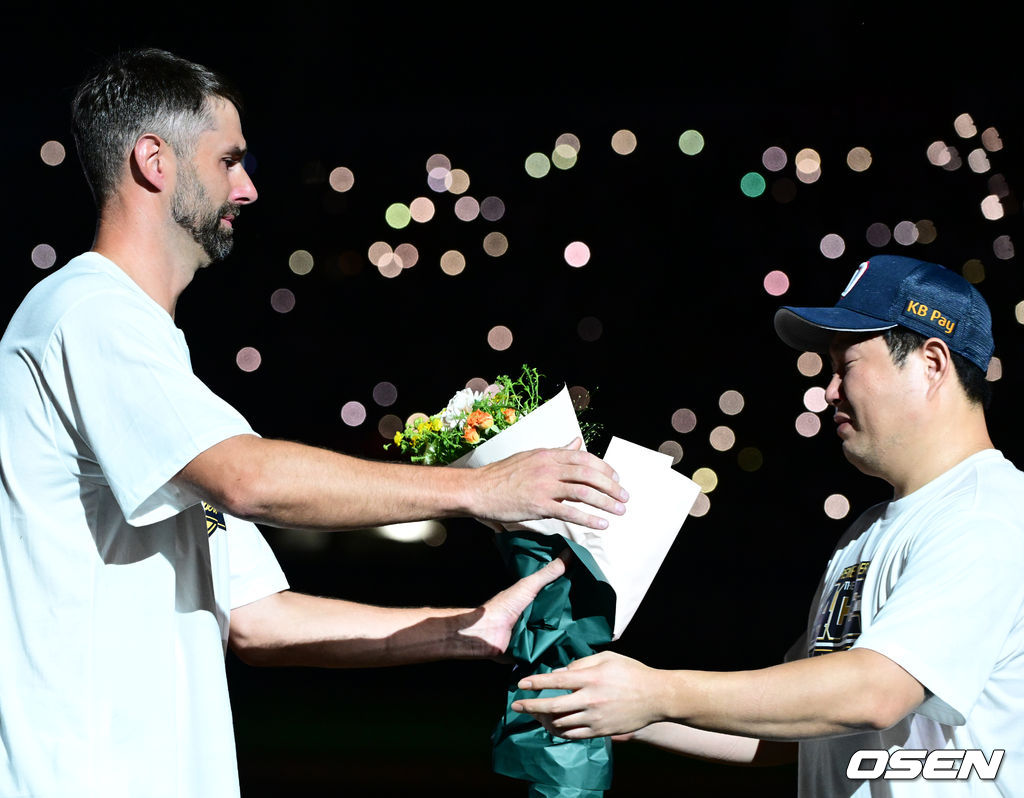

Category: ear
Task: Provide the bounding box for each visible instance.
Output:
[920,337,954,396]
[129,133,171,193]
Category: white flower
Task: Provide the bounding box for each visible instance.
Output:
[442,387,482,429]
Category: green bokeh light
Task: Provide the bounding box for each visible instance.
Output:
[740,172,766,197]
[678,129,705,155]
[385,203,412,229]
[524,152,551,178]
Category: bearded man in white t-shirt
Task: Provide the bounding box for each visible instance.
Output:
[0,48,631,797]
[512,254,1024,796]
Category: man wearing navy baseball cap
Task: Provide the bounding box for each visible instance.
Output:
[511,255,1024,796]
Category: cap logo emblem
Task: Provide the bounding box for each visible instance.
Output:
[904,300,956,335]
[841,261,869,297]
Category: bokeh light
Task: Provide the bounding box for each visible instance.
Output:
[968,148,991,173]
[385,203,412,229]
[824,494,851,519]
[236,347,262,372]
[740,172,766,197]
[525,152,551,178]
[328,166,355,192]
[927,141,952,167]
[480,196,506,221]
[953,113,977,138]
[980,195,1004,220]
[395,243,419,269]
[270,288,295,313]
[962,259,985,284]
[373,381,398,406]
[657,440,683,465]
[689,493,711,518]
[893,221,919,245]
[564,241,591,267]
[671,408,697,433]
[288,249,314,275]
[718,390,744,415]
[763,269,790,296]
[762,146,787,172]
[454,196,480,221]
[797,352,823,377]
[40,140,66,166]
[994,236,1014,260]
[866,222,892,247]
[577,316,603,342]
[368,241,392,267]
[447,169,470,194]
[483,232,509,257]
[981,127,1003,152]
[552,144,578,170]
[820,234,845,259]
[440,250,466,276]
[915,220,938,244]
[986,357,1002,382]
[378,414,402,440]
[569,385,591,411]
[709,426,736,451]
[340,401,367,427]
[692,467,718,493]
[846,147,872,172]
[803,386,828,412]
[409,197,435,223]
[1015,300,1024,325]
[611,129,637,155]
[377,253,402,279]
[555,133,581,153]
[678,130,704,155]
[31,243,57,269]
[795,148,822,183]
[795,411,822,437]
[737,447,763,472]
[487,325,513,351]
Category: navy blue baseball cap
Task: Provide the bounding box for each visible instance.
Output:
[774,254,994,372]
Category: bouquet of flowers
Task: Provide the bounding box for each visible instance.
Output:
[388,365,699,797]
[388,366,543,464]
[388,365,615,798]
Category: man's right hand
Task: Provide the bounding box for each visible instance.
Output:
[468,438,628,530]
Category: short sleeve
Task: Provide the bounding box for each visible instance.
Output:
[853,513,1024,725]
[44,290,256,525]
[225,514,289,609]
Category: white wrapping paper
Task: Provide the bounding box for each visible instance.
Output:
[453,386,700,639]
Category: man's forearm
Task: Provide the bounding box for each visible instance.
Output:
[179,435,473,530]
[657,649,924,739]
[630,722,796,766]
[229,591,491,668]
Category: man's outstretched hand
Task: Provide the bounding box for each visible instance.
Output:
[469,439,628,531]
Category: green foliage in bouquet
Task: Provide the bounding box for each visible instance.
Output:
[386,365,600,465]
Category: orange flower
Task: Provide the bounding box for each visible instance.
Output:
[466,410,494,430]
[501,407,517,424]
[463,425,481,444]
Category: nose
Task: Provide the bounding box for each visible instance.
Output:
[230,166,258,205]
[824,372,843,406]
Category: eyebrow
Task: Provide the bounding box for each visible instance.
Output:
[224,145,248,159]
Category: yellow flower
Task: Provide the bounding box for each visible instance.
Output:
[393,431,404,445]
[430,416,443,431]
[416,420,429,434]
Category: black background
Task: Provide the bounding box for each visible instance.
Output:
[3,5,1022,796]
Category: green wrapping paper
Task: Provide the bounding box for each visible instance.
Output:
[492,529,616,797]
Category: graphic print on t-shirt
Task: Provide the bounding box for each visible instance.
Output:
[203,502,227,537]
[810,560,870,656]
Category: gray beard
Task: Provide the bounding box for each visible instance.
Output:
[171,171,236,263]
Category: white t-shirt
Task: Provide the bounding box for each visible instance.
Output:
[796,449,1024,797]
[0,252,289,797]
